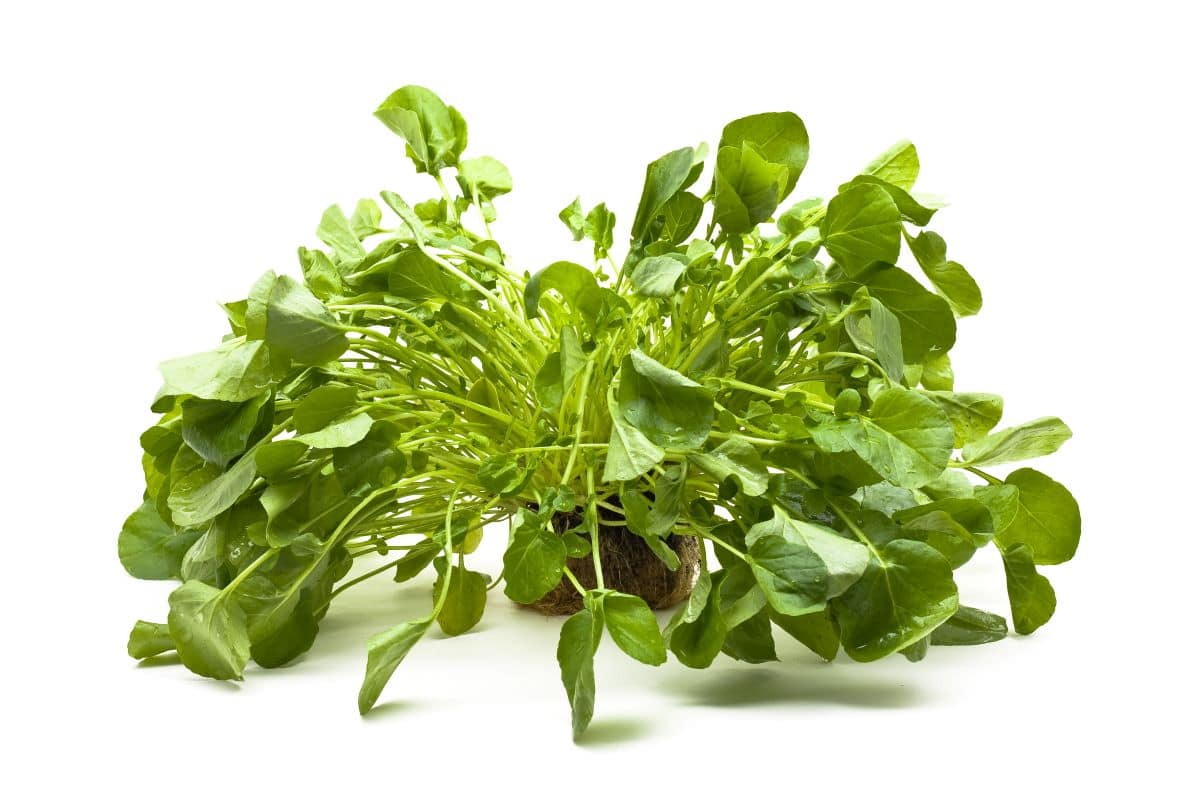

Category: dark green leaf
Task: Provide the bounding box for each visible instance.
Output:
[631,147,695,242]
[118,500,200,580]
[557,607,602,740]
[617,349,714,450]
[502,509,566,604]
[1001,544,1057,634]
[833,539,958,662]
[810,387,954,489]
[745,507,869,615]
[602,591,666,665]
[931,605,1008,645]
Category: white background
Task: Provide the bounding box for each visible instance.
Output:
[3,1,1197,796]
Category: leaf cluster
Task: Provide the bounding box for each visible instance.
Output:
[121,86,1081,739]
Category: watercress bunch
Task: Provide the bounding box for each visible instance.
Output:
[120,86,1080,739]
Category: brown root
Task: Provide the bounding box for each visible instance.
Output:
[519,509,701,616]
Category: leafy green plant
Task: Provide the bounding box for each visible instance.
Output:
[120,85,1081,738]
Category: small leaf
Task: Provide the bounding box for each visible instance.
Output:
[167,580,251,680]
[993,468,1081,565]
[632,147,695,242]
[118,500,200,580]
[630,255,686,297]
[820,183,902,276]
[931,606,1009,646]
[358,619,431,713]
[617,349,714,450]
[602,592,666,666]
[1001,544,1057,634]
[557,607,602,740]
[294,412,374,449]
[502,510,566,604]
[961,417,1073,467]
[434,564,489,636]
[744,507,869,615]
[665,571,726,668]
[689,436,769,496]
[127,620,175,660]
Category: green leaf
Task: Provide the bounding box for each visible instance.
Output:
[863,140,920,191]
[833,539,958,661]
[502,509,566,604]
[384,248,464,301]
[841,175,939,226]
[294,412,374,449]
[603,404,666,482]
[456,156,512,199]
[602,591,666,665]
[118,500,200,580]
[584,202,616,258]
[666,571,726,668]
[264,275,349,365]
[864,267,957,362]
[868,297,905,383]
[358,619,431,713]
[961,417,1073,467]
[905,230,982,316]
[394,540,441,582]
[127,620,175,660]
[168,448,259,528]
[617,349,714,450]
[181,392,273,466]
[433,563,488,636]
[713,142,789,235]
[524,260,598,318]
[974,483,1020,533]
[317,204,365,263]
[1001,544,1057,634]
[811,387,954,489]
[292,384,358,433]
[820,183,902,276]
[535,327,587,411]
[689,436,769,496]
[159,338,273,403]
[333,421,406,495]
[719,111,809,197]
[770,606,840,660]
[167,580,252,680]
[921,391,1003,448]
[630,255,686,297]
[559,197,585,239]
[658,192,702,246]
[349,198,382,238]
[722,608,779,663]
[374,85,465,173]
[477,453,539,497]
[557,607,602,740]
[993,468,1081,565]
[631,146,695,242]
[930,605,1008,646]
[744,507,869,615]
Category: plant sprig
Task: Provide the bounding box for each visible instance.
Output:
[121,86,1081,740]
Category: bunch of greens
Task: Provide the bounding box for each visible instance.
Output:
[120,86,1080,739]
